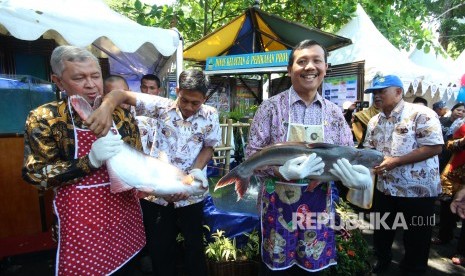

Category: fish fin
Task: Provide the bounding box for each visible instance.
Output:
[107,162,133,193]
[305,180,321,192]
[214,167,250,200]
[92,95,103,110]
[235,181,250,202]
[69,95,93,120]
[305,142,338,149]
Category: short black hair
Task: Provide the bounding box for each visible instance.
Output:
[141,74,160,88]
[178,69,209,96]
[412,96,428,106]
[288,39,328,67]
[104,75,128,86]
[451,102,465,112]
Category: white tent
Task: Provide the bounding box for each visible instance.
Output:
[0,0,183,90]
[455,50,465,74]
[328,4,450,102]
[409,47,459,84]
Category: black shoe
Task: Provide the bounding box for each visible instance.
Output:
[372,259,391,273]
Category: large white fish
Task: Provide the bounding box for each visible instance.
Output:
[70,95,206,196]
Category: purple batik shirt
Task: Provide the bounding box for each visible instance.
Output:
[246,87,353,162]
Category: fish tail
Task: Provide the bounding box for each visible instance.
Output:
[107,162,133,193]
[305,180,321,192]
[214,167,250,200]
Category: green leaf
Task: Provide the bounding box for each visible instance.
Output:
[134,0,142,10]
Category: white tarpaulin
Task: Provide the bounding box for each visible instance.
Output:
[0,0,182,89]
[328,4,452,102]
[409,47,460,84]
[455,50,465,73]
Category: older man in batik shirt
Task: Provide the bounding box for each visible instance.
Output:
[22,45,145,276]
[363,75,443,274]
[87,69,221,276]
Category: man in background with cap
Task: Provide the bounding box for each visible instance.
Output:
[363,75,444,275]
[433,100,449,118]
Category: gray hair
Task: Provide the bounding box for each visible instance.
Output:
[50,45,100,77]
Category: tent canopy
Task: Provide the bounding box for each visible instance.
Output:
[183,6,352,63]
[454,50,465,73]
[328,4,453,92]
[409,46,459,82]
[0,0,181,86]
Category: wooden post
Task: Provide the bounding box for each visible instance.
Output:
[224,119,233,175]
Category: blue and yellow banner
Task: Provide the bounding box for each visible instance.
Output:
[205,50,291,71]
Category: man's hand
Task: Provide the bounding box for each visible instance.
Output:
[374,156,400,175]
[329,158,372,190]
[189,168,209,188]
[451,186,465,219]
[85,101,116,137]
[278,153,325,181]
[88,134,123,168]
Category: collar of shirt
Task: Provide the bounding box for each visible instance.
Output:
[167,98,208,120]
[289,86,324,108]
[379,99,405,121]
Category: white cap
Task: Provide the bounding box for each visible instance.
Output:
[342,101,354,110]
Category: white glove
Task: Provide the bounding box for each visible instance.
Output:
[278,153,325,181]
[88,134,123,168]
[329,158,372,190]
[157,151,169,163]
[189,168,208,188]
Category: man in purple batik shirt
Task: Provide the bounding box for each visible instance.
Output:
[247,40,371,275]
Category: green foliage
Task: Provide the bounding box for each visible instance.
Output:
[261,0,358,31]
[238,229,260,261]
[424,0,465,58]
[205,229,260,262]
[220,105,258,122]
[106,0,465,60]
[205,229,238,262]
[322,199,372,275]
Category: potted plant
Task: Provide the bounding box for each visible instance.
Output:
[322,199,372,276]
[219,105,258,122]
[205,229,260,276]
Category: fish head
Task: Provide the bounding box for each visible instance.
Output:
[353,148,384,168]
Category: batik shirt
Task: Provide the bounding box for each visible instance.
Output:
[22,100,141,190]
[246,87,353,189]
[247,87,354,169]
[135,93,221,208]
[135,115,157,155]
[364,100,443,197]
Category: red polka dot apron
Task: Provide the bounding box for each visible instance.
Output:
[53,114,145,275]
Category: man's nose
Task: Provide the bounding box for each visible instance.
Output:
[186,104,196,111]
[84,77,96,87]
[304,61,316,70]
